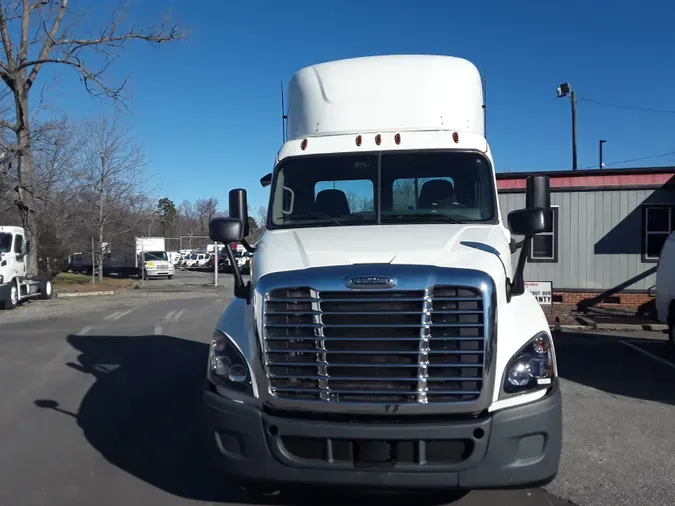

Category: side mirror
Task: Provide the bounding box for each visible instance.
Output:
[507,204,549,301]
[24,240,31,254]
[229,189,249,237]
[260,173,272,188]
[210,216,250,301]
[209,217,244,244]
[508,208,546,236]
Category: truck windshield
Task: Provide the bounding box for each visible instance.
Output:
[268,151,496,229]
[0,233,11,253]
[144,251,168,261]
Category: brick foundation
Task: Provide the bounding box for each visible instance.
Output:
[553,291,654,309]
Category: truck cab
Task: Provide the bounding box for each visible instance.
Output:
[0,226,52,309]
[203,55,561,492]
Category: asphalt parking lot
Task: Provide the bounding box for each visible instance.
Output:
[0,288,673,506]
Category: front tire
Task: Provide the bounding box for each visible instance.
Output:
[1,282,19,310]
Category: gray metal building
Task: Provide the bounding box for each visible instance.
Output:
[497,167,675,306]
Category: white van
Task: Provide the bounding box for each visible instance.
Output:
[655,231,675,347]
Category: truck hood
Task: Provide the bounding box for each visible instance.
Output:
[254,224,512,285]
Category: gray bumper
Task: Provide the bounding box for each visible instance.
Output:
[203,383,562,490]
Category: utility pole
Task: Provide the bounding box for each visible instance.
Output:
[599,139,607,169]
[556,82,578,171]
[214,241,218,287]
[571,91,577,171]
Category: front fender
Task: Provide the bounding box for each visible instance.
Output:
[214,297,263,398]
[492,290,555,405]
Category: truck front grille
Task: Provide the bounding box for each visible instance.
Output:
[263,285,485,404]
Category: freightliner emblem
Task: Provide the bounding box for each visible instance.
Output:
[345,276,396,289]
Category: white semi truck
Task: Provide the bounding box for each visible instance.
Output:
[0,226,53,309]
[203,55,562,493]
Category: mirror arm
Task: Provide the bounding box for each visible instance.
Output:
[509,238,525,254]
[224,246,250,301]
[241,238,256,253]
[508,235,532,301]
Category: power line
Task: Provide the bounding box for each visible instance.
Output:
[578,97,675,114]
[581,150,675,170]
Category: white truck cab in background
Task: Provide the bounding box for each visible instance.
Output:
[203,55,562,492]
[135,237,174,279]
[0,226,53,309]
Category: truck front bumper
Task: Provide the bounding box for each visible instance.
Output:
[203,384,562,490]
[145,268,174,278]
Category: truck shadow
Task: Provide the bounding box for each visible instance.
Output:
[33,333,470,505]
[554,332,675,406]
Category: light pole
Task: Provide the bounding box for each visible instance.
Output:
[599,139,607,169]
[556,82,578,171]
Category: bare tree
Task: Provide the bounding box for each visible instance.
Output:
[31,115,82,269]
[196,197,218,234]
[80,115,147,282]
[176,199,198,236]
[255,205,267,228]
[345,192,373,213]
[0,0,185,274]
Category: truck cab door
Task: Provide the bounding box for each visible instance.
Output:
[13,233,26,277]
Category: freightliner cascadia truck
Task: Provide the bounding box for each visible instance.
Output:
[203,54,562,493]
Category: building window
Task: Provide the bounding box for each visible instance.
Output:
[528,206,559,263]
[643,206,675,261]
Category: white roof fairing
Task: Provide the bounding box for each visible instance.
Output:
[287,55,485,141]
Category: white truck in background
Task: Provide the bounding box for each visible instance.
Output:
[0,226,53,309]
[135,237,174,279]
[203,55,562,494]
[77,237,174,279]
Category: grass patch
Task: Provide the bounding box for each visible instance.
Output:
[52,272,136,293]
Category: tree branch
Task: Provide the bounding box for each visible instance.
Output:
[54,25,184,51]
[19,0,30,63]
[30,0,49,10]
[25,0,66,87]
[0,117,17,131]
[0,1,17,69]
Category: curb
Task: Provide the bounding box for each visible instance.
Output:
[56,290,116,297]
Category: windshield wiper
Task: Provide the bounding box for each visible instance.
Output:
[387,212,463,224]
[285,212,344,226]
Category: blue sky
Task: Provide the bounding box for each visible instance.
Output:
[35,0,675,212]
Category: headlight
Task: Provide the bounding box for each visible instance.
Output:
[502,331,555,397]
[207,329,253,395]
[146,262,154,267]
